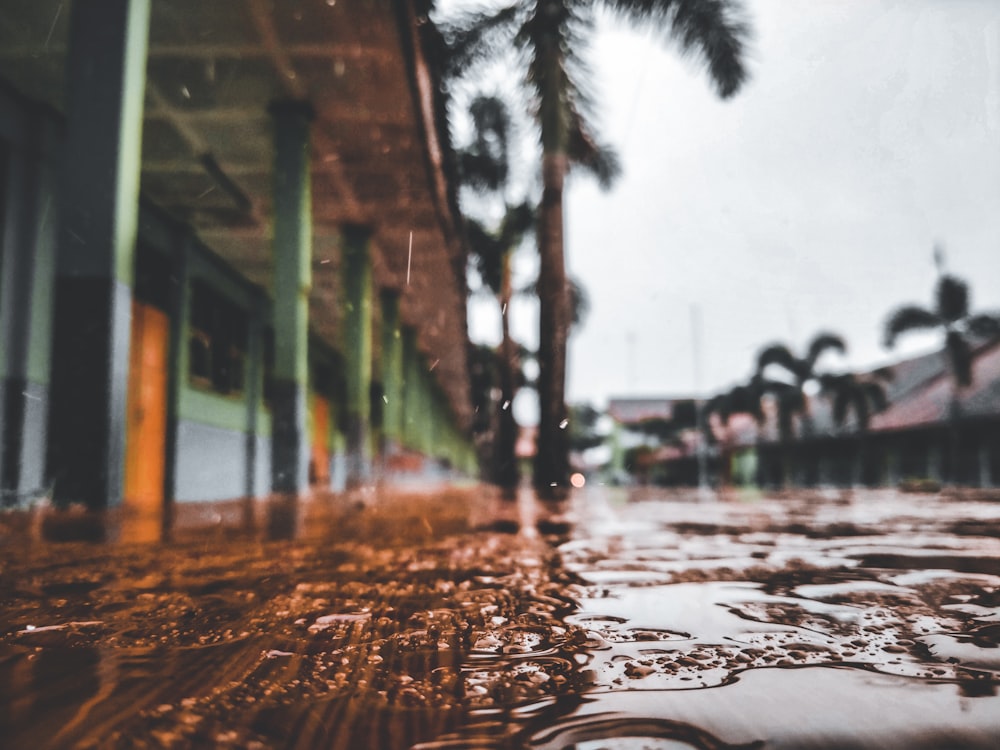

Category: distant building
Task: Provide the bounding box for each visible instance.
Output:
[606,397,702,485]
[606,338,1000,489]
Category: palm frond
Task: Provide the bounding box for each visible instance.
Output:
[459,95,512,190]
[459,151,508,192]
[468,95,512,146]
[465,219,505,294]
[817,372,845,393]
[860,381,888,414]
[871,365,895,383]
[936,274,970,324]
[498,201,537,248]
[706,389,743,426]
[567,127,621,188]
[883,305,940,348]
[568,275,590,329]
[439,3,525,77]
[604,0,751,98]
[727,382,763,422]
[966,313,1000,339]
[755,344,802,381]
[806,331,846,370]
[819,370,887,430]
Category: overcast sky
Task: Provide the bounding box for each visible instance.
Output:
[456,0,1000,417]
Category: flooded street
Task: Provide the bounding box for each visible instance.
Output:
[2,486,1000,749]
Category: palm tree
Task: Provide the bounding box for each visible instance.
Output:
[459,95,537,493]
[467,208,535,492]
[704,381,762,487]
[442,0,751,496]
[755,332,846,432]
[884,272,1000,389]
[883,265,1000,483]
[818,371,889,486]
[754,332,846,486]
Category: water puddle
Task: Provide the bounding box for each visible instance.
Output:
[524,666,1000,749]
[2,487,1000,747]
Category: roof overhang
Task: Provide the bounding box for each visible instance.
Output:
[0,0,472,427]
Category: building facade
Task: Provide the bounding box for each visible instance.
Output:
[0,0,478,528]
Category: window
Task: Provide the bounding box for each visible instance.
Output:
[189,280,247,395]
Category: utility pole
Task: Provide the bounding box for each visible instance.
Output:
[691,305,710,498]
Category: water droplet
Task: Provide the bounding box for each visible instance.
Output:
[502,400,510,411]
[559,419,569,429]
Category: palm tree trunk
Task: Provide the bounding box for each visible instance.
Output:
[534,151,571,496]
[532,14,572,497]
[496,251,519,496]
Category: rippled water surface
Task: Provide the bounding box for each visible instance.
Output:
[2,486,1000,748]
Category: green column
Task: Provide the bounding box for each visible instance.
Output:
[244,289,266,498]
[418,364,434,456]
[342,225,373,487]
[430,384,445,462]
[162,232,191,508]
[269,100,314,495]
[48,0,150,510]
[401,327,418,451]
[380,289,404,450]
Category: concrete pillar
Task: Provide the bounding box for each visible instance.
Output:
[342,225,373,487]
[162,232,191,512]
[0,103,58,506]
[419,365,435,457]
[47,0,150,510]
[380,289,404,452]
[269,100,314,495]
[244,290,266,498]
[401,327,419,452]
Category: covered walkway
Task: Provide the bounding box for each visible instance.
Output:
[0,0,478,535]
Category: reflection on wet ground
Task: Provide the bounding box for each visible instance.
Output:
[1,486,1000,748]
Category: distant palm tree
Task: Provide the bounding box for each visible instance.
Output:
[754,332,847,486]
[755,332,847,436]
[705,382,764,426]
[884,272,1000,388]
[818,371,890,486]
[704,380,763,486]
[467,208,535,493]
[818,372,889,432]
[460,96,536,493]
[442,0,751,496]
[883,265,1000,483]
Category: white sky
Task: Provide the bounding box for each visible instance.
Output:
[454,0,1000,418]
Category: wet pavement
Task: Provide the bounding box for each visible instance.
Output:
[2,485,1000,749]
